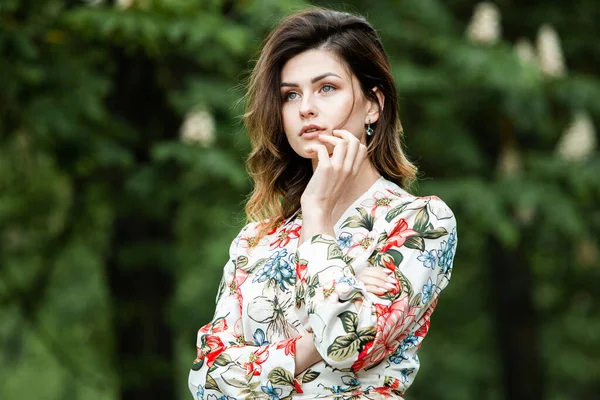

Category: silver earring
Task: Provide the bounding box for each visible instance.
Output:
[366,120,373,136]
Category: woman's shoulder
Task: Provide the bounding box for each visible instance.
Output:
[374,178,455,222]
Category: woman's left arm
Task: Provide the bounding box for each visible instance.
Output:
[296,198,458,372]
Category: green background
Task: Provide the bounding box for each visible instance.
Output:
[1,0,599,399]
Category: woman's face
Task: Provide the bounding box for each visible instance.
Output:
[280,49,382,159]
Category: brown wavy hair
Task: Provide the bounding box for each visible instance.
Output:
[244,8,417,236]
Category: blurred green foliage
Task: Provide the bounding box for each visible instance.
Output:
[1,0,599,399]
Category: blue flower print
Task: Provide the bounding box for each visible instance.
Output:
[389,334,419,364]
[400,368,415,384]
[421,278,436,304]
[261,381,283,400]
[253,249,296,290]
[337,275,358,286]
[402,334,419,348]
[447,228,457,248]
[196,384,204,400]
[253,328,270,346]
[341,375,360,387]
[337,232,353,249]
[417,249,437,269]
[437,228,457,275]
[389,344,408,364]
[207,395,236,400]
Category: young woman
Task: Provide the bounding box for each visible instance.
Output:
[189,8,457,400]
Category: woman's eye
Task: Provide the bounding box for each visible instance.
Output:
[321,84,336,93]
[284,92,299,101]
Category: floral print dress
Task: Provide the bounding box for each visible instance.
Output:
[189,177,457,400]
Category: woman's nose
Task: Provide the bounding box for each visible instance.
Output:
[299,94,317,118]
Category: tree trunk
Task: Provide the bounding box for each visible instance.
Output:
[105,49,179,400]
[488,230,545,400]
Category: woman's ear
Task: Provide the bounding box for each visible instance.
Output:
[365,87,385,124]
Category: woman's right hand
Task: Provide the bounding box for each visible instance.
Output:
[355,267,398,296]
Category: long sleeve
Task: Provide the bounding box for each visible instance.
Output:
[296,197,457,373]
[188,224,301,399]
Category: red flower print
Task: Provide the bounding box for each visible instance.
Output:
[199,316,228,335]
[196,334,226,368]
[294,379,304,394]
[204,339,226,367]
[381,218,417,253]
[385,376,402,390]
[244,346,270,379]
[371,387,394,398]
[351,296,413,372]
[296,259,308,284]
[415,297,438,338]
[270,224,301,248]
[239,235,260,249]
[267,219,286,235]
[361,191,395,217]
[276,337,298,356]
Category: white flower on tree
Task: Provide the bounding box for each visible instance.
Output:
[180,108,216,147]
[466,2,501,45]
[537,24,567,77]
[515,37,538,67]
[556,110,597,162]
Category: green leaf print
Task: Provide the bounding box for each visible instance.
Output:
[235,255,248,269]
[411,293,423,307]
[191,358,204,371]
[205,374,218,391]
[419,227,448,239]
[404,236,425,251]
[246,258,267,274]
[340,207,374,231]
[327,243,344,260]
[307,275,320,298]
[221,375,248,388]
[213,353,232,367]
[295,285,305,309]
[327,333,361,361]
[338,311,358,333]
[397,271,414,298]
[268,367,296,387]
[385,203,409,222]
[376,231,388,246]
[385,249,404,267]
[356,326,376,343]
[216,278,227,304]
[310,234,337,245]
[302,369,321,384]
[413,207,430,233]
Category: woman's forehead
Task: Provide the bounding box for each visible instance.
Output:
[281,49,350,82]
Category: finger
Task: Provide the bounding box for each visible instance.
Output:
[357,267,393,279]
[357,275,379,286]
[317,134,345,147]
[314,144,331,168]
[365,284,387,295]
[332,130,360,171]
[306,144,331,165]
[334,134,360,176]
[322,134,347,167]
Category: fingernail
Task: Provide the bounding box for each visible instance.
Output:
[388,276,397,283]
[384,269,393,274]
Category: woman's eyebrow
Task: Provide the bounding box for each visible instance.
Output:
[280,72,342,88]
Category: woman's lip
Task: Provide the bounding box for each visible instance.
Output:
[301,129,325,139]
